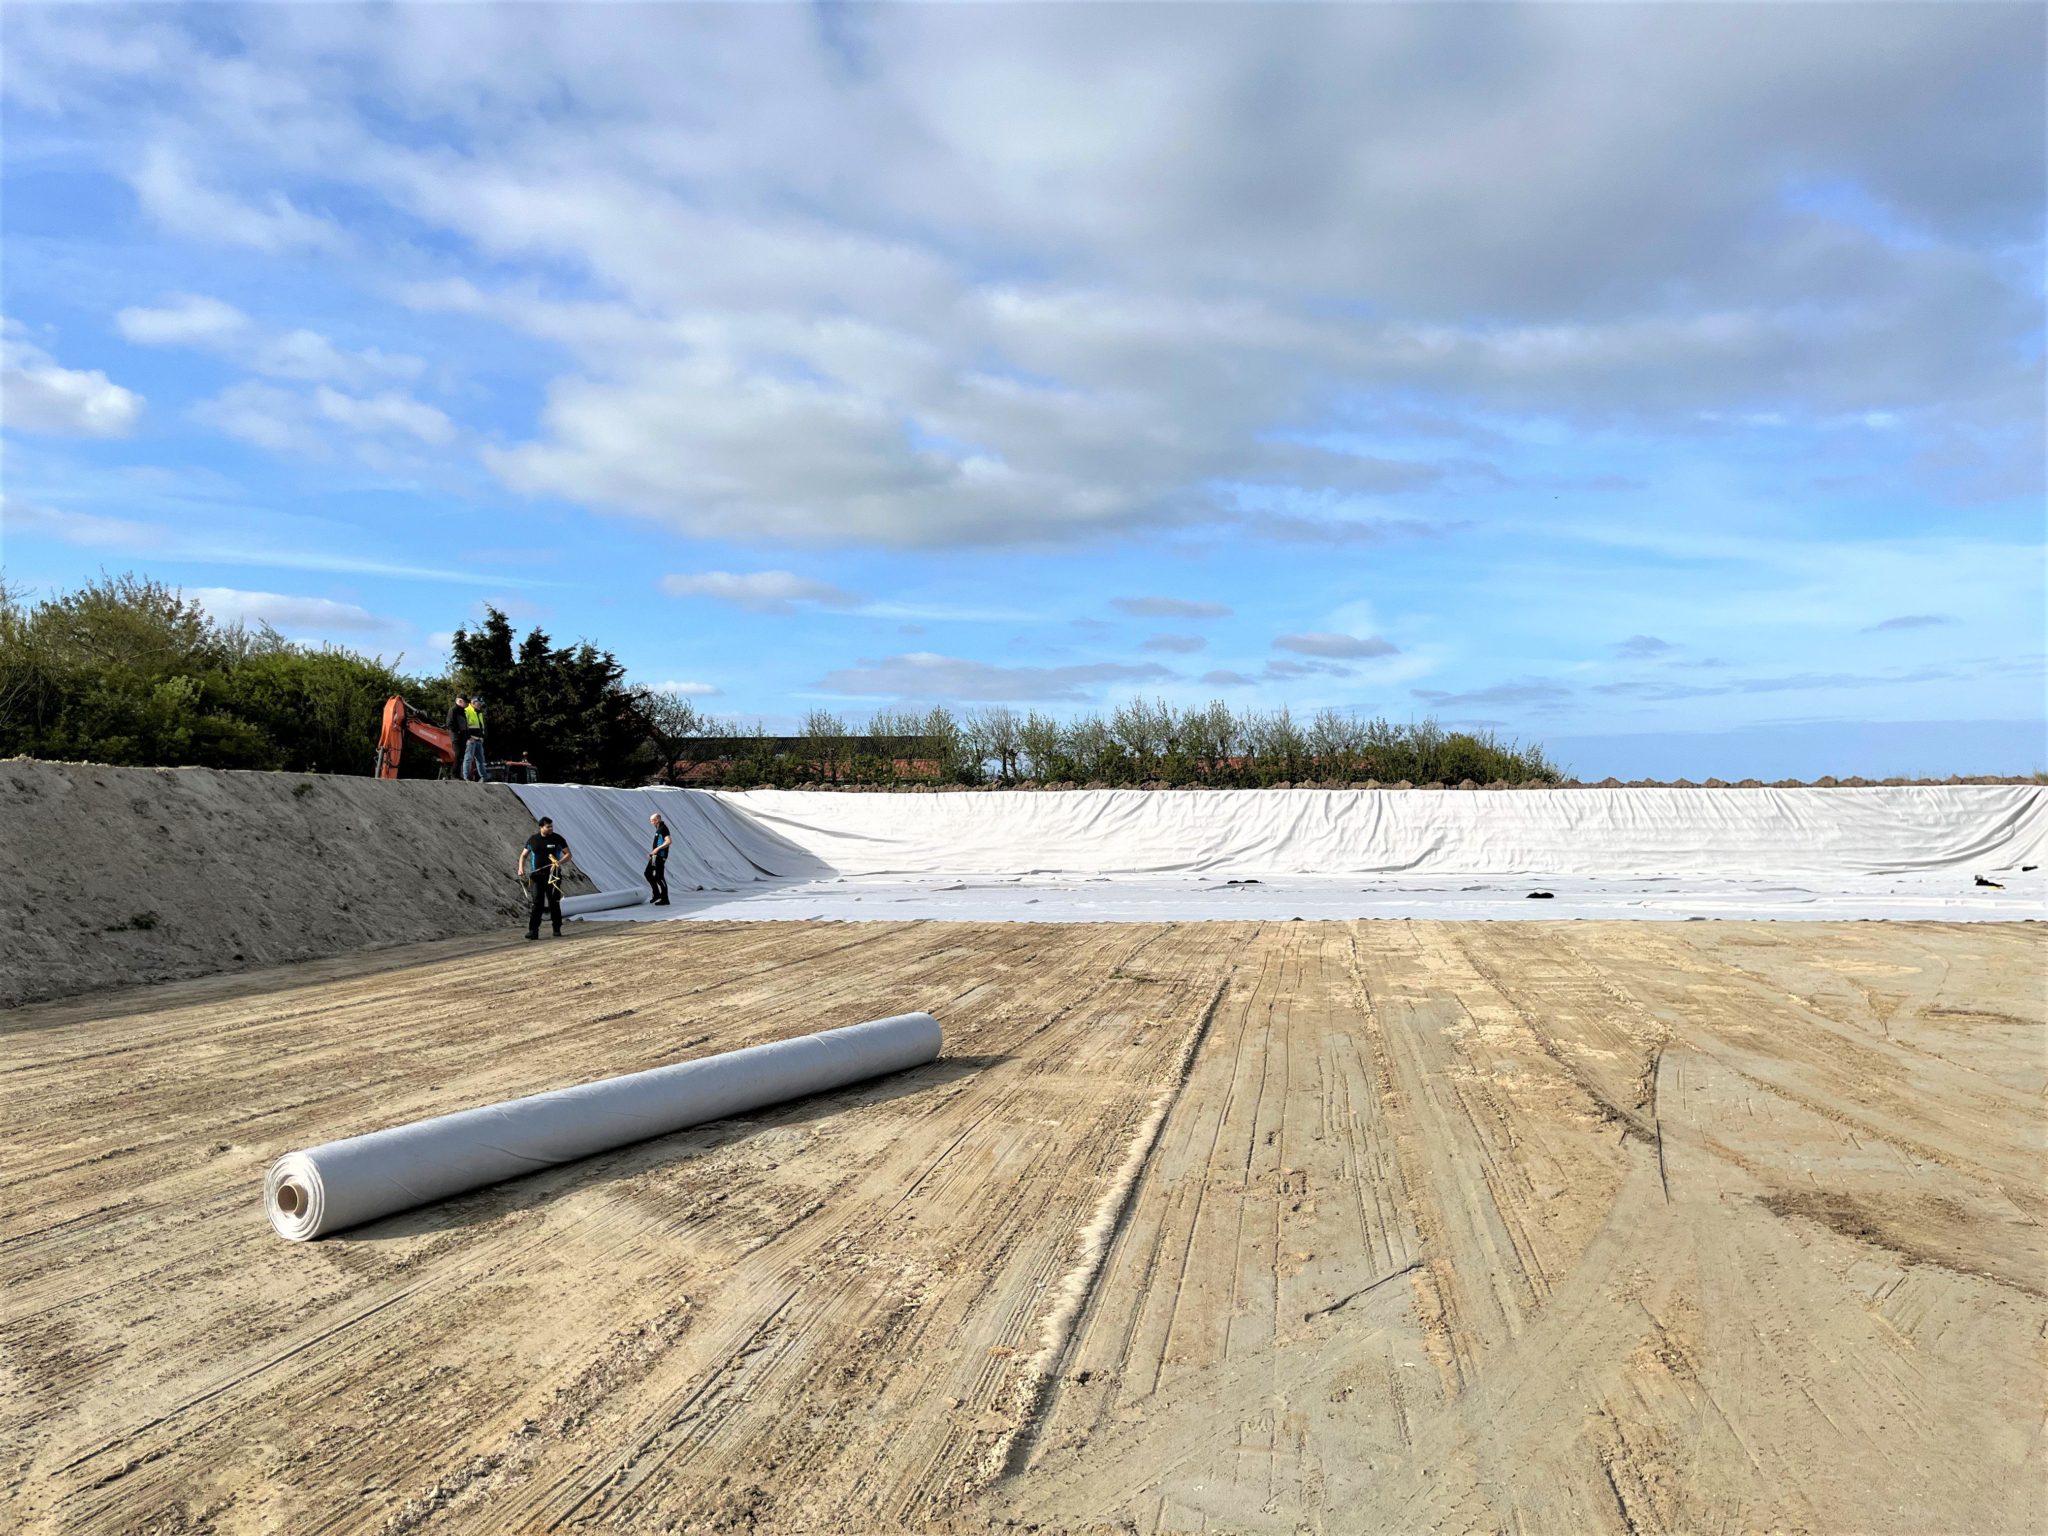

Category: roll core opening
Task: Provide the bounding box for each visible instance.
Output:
[277,1182,306,1216]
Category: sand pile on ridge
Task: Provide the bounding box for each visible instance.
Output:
[1,760,587,1007]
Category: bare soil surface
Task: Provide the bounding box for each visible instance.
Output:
[2,760,577,1008]
[3,920,2041,1534]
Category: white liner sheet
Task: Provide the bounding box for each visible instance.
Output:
[266,1011,942,1239]
[510,784,2047,924]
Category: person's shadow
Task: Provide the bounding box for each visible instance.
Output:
[336,1052,1010,1241]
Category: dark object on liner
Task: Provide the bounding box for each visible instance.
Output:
[2024,865,2039,872]
[1526,891,1555,900]
[1975,875,2004,889]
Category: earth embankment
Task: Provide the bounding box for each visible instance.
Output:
[1,760,566,1008]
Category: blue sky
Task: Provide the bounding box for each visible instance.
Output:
[2,3,2042,778]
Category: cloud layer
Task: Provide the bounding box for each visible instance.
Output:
[7,4,2036,547]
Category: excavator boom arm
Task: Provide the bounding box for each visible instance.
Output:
[374,696,456,779]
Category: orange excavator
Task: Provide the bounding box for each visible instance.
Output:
[374,696,537,782]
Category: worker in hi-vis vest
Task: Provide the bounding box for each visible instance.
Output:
[462,698,487,781]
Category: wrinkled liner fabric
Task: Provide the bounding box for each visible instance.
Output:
[266,1012,941,1240]
[515,784,2047,885]
[513,782,828,896]
[714,784,2048,879]
[509,784,2047,925]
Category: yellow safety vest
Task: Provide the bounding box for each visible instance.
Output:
[464,705,483,730]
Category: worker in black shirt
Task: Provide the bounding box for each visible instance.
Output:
[445,694,469,779]
[518,816,574,939]
[646,812,672,905]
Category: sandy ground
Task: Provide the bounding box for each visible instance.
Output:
[2,760,582,1008]
[3,919,2041,1535]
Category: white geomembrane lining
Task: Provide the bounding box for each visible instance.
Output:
[266,1012,942,1240]
[510,784,2048,924]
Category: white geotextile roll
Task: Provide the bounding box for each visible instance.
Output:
[266,1012,942,1240]
[560,887,647,916]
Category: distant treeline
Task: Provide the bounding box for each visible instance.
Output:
[687,701,1561,788]
[0,577,1559,788]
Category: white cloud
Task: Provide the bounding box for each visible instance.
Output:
[1615,634,1677,658]
[1413,678,1574,710]
[312,385,453,445]
[264,331,423,387]
[0,328,143,437]
[1274,632,1399,659]
[815,651,1175,702]
[0,469,565,587]
[855,600,1041,623]
[118,294,425,387]
[1142,633,1206,654]
[1265,657,1352,680]
[651,679,721,696]
[130,143,341,254]
[193,380,454,455]
[1,494,157,549]
[115,293,250,346]
[657,571,1032,622]
[189,586,396,635]
[482,346,1172,549]
[1113,596,1232,619]
[193,381,326,455]
[660,570,863,614]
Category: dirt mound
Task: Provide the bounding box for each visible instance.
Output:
[2,760,585,1007]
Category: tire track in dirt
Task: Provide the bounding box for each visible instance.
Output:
[999,924,1438,1533]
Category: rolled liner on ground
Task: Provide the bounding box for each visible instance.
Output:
[559,887,647,916]
[265,1012,943,1240]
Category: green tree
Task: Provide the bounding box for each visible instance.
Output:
[0,574,405,772]
[448,608,646,784]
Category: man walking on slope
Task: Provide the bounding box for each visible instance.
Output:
[462,697,487,781]
[519,816,573,939]
[445,694,469,779]
[646,812,672,905]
